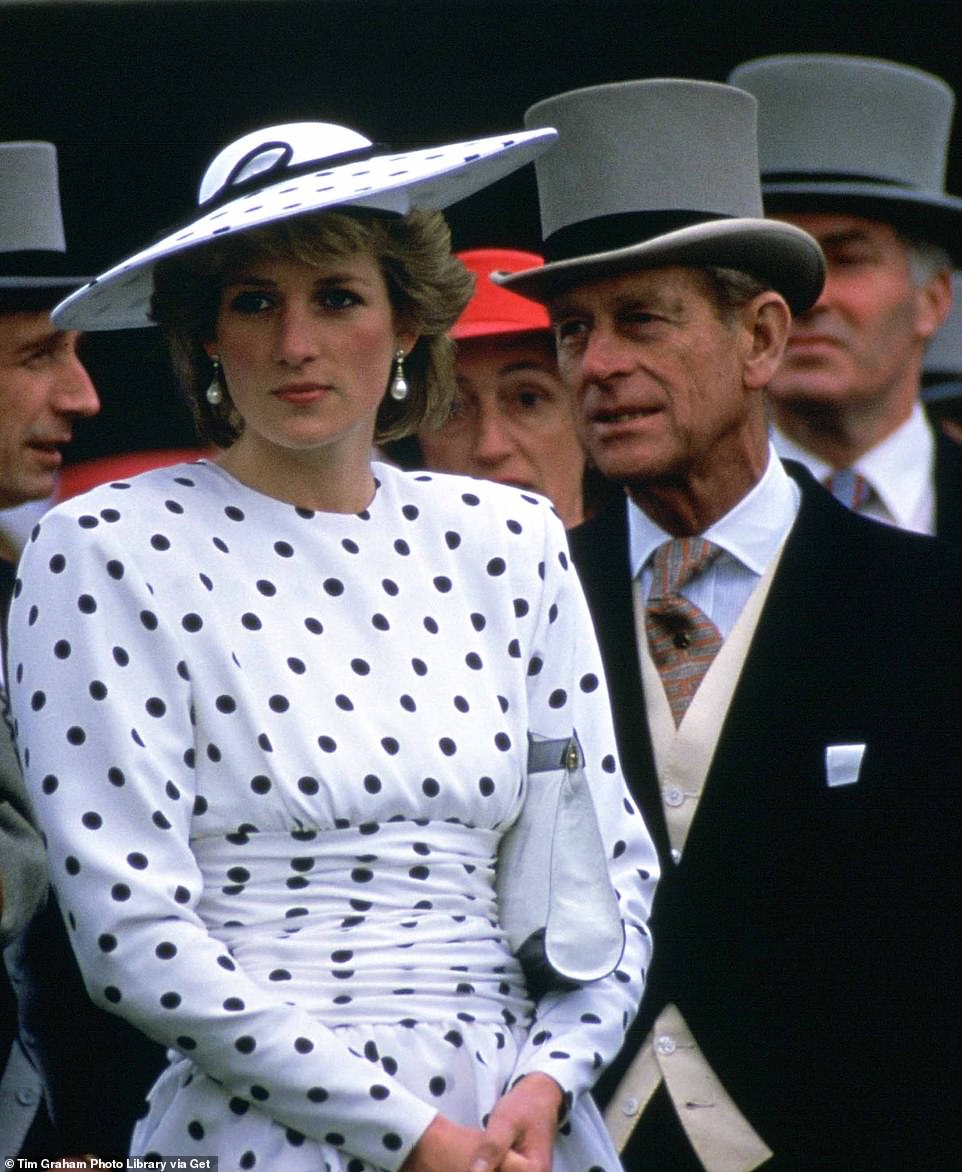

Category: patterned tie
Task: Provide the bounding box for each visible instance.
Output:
[645,537,723,726]
[824,467,873,510]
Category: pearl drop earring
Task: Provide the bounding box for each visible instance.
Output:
[389,348,409,401]
[206,356,223,405]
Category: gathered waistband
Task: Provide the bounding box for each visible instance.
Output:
[191,820,532,1026]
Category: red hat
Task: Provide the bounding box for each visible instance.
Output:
[451,248,550,339]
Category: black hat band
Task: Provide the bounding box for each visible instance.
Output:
[0,249,77,278]
[542,210,736,263]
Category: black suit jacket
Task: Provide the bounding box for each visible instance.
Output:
[935,428,962,543]
[570,464,962,1170]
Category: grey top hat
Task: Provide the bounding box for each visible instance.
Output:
[52,121,557,332]
[494,79,825,313]
[729,54,962,262]
[0,141,89,299]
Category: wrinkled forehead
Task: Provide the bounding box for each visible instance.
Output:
[767,209,906,248]
[456,329,556,360]
[546,265,707,320]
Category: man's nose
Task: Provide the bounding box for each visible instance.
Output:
[578,324,628,384]
[53,353,100,418]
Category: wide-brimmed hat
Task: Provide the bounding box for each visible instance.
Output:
[729,54,962,262]
[451,248,550,339]
[51,121,557,332]
[494,79,825,313]
[0,141,89,303]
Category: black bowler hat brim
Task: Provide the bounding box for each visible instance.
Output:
[760,181,962,264]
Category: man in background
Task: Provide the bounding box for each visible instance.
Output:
[0,141,99,633]
[730,54,962,542]
[0,140,164,1161]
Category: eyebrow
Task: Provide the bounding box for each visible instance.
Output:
[224,270,376,288]
[817,229,874,249]
[498,359,556,375]
[548,292,682,320]
[14,328,66,356]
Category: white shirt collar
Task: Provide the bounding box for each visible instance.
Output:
[627,444,801,578]
[771,404,935,533]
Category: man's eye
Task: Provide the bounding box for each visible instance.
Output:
[831,248,873,267]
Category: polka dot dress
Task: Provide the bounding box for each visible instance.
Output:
[8,461,657,1171]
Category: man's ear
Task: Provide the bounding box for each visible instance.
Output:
[915,265,952,344]
[742,292,792,390]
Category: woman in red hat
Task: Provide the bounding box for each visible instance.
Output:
[415,249,593,529]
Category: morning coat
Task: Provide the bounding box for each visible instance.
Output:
[570,462,962,1171]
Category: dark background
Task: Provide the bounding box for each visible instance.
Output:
[3,0,962,460]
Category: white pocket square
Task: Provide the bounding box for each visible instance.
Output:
[825,743,866,787]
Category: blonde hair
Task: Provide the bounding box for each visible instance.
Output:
[150,209,474,447]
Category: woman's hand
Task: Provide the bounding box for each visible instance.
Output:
[468,1072,564,1172]
[400,1073,563,1172]
[400,1113,489,1172]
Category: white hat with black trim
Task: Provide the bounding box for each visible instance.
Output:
[52,120,557,331]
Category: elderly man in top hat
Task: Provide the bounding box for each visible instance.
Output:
[497,79,962,1170]
[0,142,165,1162]
[729,54,962,543]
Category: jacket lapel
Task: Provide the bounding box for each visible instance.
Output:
[569,497,669,854]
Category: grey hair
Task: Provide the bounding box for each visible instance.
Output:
[700,266,774,324]
[903,236,952,287]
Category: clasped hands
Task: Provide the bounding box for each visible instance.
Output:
[400,1071,564,1172]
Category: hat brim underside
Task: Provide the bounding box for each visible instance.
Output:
[495,218,826,314]
[52,129,556,332]
[0,275,90,289]
[0,276,91,312]
[761,183,962,264]
[451,321,551,340]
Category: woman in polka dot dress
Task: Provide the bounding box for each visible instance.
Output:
[7,122,658,1172]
